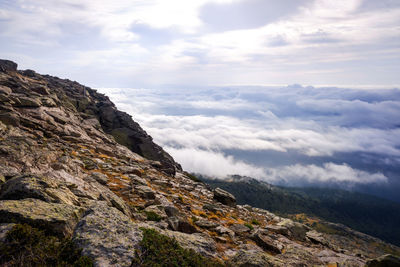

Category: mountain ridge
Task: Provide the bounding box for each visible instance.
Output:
[0,59,399,266]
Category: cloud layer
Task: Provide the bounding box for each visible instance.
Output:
[98,85,399,187]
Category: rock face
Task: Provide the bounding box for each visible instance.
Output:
[0,59,399,266]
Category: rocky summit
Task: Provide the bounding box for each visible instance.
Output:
[0,59,399,267]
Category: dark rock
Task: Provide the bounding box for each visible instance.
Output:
[136,185,156,199]
[366,254,400,267]
[194,218,219,229]
[167,216,197,234]
[230,223,251,235]
[213,187,236,207]
[164,205,180,217]
[90,172,108,185]
[0,59,17,72]
[265,224,289,236]
[0,112,20,126]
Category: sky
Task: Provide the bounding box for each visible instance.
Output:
[0,0,399,87]
[1,1,400,201]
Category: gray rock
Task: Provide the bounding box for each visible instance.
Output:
[136,185,155,199]
[0,174,79,205]
[230,223,251,235]
[0,59,17,72]
[277,219,310,241]
[306,230,328,246]
[251,231,284,254]
[164,205,180,217]
[167,216,197,234]
[0,198,82,237]
[144,205,167,219]
[213,187,236,207]
[194,218,219,229]
[0,85,12,95]
[215,225,235,238]
[90,172,108,185]
[230,249,284,267]
[73,202,142,267]
[265,224,289,236]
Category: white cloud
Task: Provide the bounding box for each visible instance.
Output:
[165,147,266,179]
[264,162,388,185]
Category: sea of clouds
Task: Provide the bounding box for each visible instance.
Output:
[98,85,400,201]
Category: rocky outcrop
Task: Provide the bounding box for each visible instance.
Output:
[0,59,399,266]
[0,60,17,72]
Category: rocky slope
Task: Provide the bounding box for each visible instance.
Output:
[0,59,399,267]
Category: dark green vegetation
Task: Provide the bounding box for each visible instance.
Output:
[0,224,93,267]
[144,211,163,222]
[133,228,224,267]
[201,175,400,246]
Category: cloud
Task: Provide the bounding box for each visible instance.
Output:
[165,147,267,179]
[264,163,388,185]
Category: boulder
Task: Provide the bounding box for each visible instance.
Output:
[230,223,251,235]
[213,187,236,207]
[0,59,17,72]
[0,198,82,237]
[144,205,167,219]
[215,225,235,238]
[194,218,219,229]
[136,185,155,199]
[90,172,108,185]
[230,249,284,267]
[306,230,328,246]
[73,202,142,267]
[15,96,41,107]
[265,224,289,236]
[0,85,12,95]
[251,231,284,254]
[277,219,310,241]
[0,174,79,205]
[167,216,197,234]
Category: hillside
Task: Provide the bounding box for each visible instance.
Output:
[201,175,400,247]
[0,59,399,266]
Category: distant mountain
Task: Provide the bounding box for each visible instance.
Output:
[201,175,400,246]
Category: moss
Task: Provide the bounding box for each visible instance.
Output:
[251,219,261,225]
[0,224,93,267]
[244,223,254,231]
[132,228,225,267]
[145,211,162,222]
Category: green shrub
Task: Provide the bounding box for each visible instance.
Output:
[132,228,224,267]
[251,219,260,225]
[244,223,254,230]
[145,211,162,222]
[0,224,93,267]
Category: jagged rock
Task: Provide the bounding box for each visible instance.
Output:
[277,219,310,241]
[90,172,108,185]
[194,218,219,229]
[136,185,155,199]
[0,59,17,72]
[230,249,284,267]
[0,85,12,95]
[0,112,20,126]
[31,85,50,95]
[14,96,41,107]
[306,230,328,246]
[265,224,289,236]
[144,205,167,219]
[164,205,180,217]
[203,203,224,213]
[167,216,197,234]
[0,174,79,205]
[366,254,400,267]
[129,174,147,185]
[213,187,236,207]
[0,198,82,237]
[215,225,235,238]
[73,202,142,267]
[251,231,284,254]
[230,223,251,235]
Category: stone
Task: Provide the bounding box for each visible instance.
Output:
[366,254,400,267]
[0,59,17,72]
[194,218,219,229]
[230,223,251,235]
[167,216,197,234]
[31,85,50,95]
[129,174,147,185]
[15,96,41,107]
[0,198,82,237]
[306,230,328,245]
[251,231,284,254]
[215,225,235,238]
[230,249,284,267]
[164,205,180,217]
[0,112,20,126]
[203,203,224,213]
[144,205,167,219]
[213,187,236,207]
[73,202,142,267]
[90,172,108,185]
[0,174,79,206]
[277,219,310,241]
[136,185,155,199]
[265,224,289,236]
[0,85,12,95]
